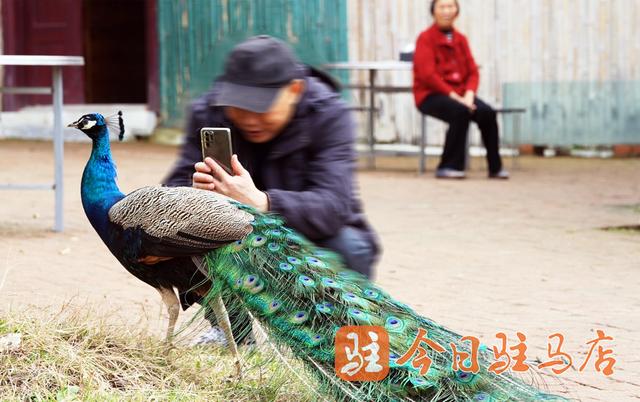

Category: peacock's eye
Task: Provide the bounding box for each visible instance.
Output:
[81,118,97,129]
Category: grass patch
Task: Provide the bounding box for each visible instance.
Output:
[0,306,315,401]
[601,224,640,234]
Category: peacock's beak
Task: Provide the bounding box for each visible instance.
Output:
[67,120,80,128]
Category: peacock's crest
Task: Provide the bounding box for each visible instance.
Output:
[68,111,124,140]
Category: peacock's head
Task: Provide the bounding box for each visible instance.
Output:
[68,112,124,141]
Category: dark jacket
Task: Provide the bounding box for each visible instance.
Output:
[163,71,380,256]
[413,23,480,106]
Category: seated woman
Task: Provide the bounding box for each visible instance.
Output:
[413,0,509,179]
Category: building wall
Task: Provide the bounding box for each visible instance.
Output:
[157,0,640,146]
[346,0,640,146]
[157,0,348,127]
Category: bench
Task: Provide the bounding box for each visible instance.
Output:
[322,62,527,173]
[418,107,527,174]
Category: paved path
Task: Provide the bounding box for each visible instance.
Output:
[1,140,638,401]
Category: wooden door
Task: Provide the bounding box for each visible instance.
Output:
[2,0,84,110]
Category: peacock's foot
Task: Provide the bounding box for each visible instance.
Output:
[161,340,177,355]
[234,359,243,380]
[221,360,242,383]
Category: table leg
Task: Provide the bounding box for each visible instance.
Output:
[512,113,522,170]
[52,66,64,232]
[419,115,427,174]
[367,69,376,169]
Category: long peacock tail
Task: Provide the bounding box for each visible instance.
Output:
[200,203,565,402]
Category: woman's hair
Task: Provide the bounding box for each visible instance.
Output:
[430,0,460,16]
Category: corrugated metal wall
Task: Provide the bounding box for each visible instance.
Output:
[346,0,640,146]
[503,81,640,146]
[157,0,347,127]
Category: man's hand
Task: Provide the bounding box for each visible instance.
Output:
[192,155,269,212]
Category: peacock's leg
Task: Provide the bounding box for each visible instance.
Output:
[156,286,180,342]
[191,256,242,378]
[210,295,242,378]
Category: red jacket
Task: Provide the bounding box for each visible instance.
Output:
[412,24,479,106]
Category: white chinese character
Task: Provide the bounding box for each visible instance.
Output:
[362,331,383,373]
[340,331,383,376]
[340,332,364,376]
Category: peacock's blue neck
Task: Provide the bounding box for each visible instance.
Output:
[81,130,125,240]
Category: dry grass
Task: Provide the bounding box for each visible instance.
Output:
[0,305,314,401]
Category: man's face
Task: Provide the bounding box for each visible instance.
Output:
[224,80,305,144]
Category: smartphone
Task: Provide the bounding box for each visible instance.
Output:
[200,128,233,175]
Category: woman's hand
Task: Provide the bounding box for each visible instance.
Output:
[463,90,476,111]
[192,155,269,212]
[449,91,476,112]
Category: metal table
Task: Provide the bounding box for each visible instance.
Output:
[0,55,85,232]
[323,61,413,169]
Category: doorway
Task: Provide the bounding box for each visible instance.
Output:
[82,0,147,103]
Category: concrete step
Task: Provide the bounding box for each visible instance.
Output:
[0,104,156,142]
[356,143,519,157]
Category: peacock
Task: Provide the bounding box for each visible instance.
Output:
[69,112,217,343]
[71,112,566,401]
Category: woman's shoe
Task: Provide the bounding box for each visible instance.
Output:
[435,168,466,179]
[489,170,510,179]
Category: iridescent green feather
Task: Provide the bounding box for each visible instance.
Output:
[200,203,565,402]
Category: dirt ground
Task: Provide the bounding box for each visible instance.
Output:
[1,139,639,401]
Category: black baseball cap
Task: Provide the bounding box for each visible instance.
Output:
[215,35,303,113]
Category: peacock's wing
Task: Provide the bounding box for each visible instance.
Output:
[108,186,253,257]
[200,203,566,402]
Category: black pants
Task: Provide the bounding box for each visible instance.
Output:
[419,94,503,173]
[316,225,377,279]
